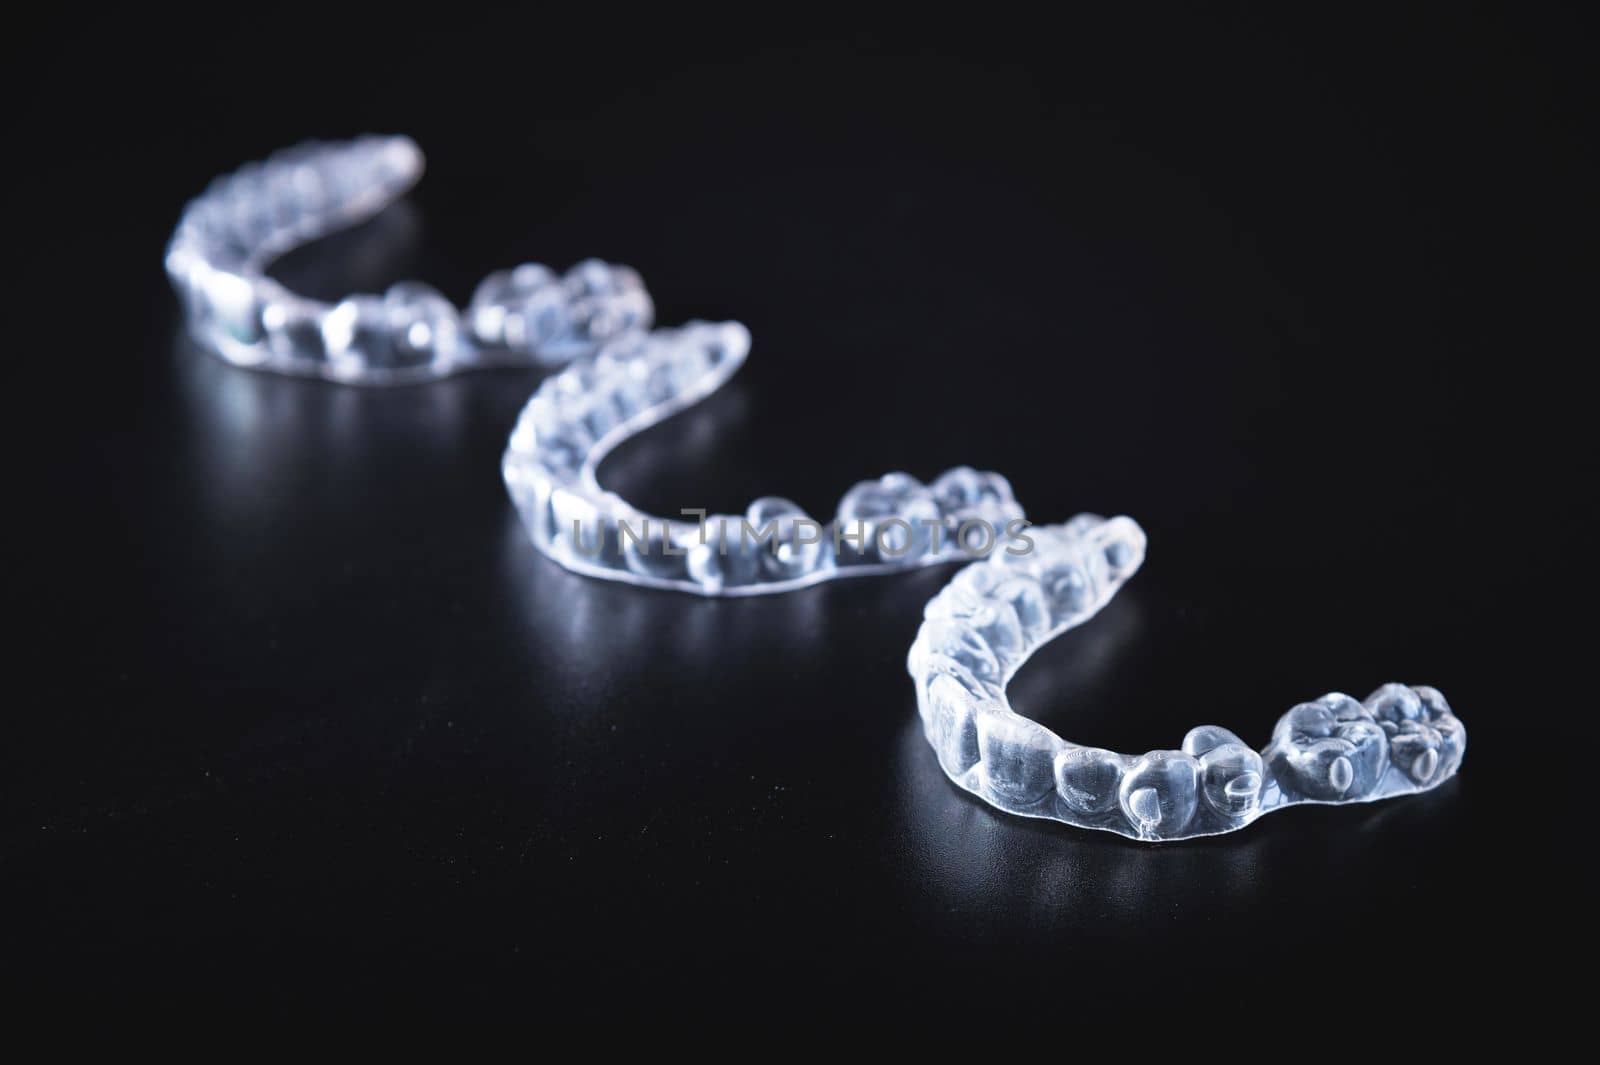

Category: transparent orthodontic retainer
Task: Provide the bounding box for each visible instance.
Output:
[164,136,1030,595]
[907,516,1466,841]
[164,135,653,383]
[500,321,1030,595]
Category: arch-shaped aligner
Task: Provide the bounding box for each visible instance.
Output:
[500,323,1030,595]
[907,518,1466,840]
[165,135,652,383]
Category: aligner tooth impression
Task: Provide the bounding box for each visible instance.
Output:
[907,518,1466,841]
[166,136,654,383]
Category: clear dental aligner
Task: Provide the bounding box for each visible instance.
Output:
[501,324,1027,596]
[164,135,652,383]
[908,517,1466,841]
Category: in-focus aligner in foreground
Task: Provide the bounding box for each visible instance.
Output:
[907,516,1466,840]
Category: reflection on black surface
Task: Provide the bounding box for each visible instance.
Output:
[172,330,529,551]
[892,713,1467,934]
[888,590,1268,928]
[498,510,833,683]
[170,196,510,535]
[893,712,1271,930]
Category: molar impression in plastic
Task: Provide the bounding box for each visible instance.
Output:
[907,517,1466,840]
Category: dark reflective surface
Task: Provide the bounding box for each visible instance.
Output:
[15,10,1583,1013]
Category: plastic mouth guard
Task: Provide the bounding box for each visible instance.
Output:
[907,516,1465,840]
[499,322,1029,594]
[164,135,652,383]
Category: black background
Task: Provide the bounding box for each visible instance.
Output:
[11,8,1590,1017]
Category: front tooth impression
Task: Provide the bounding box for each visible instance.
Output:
[1054,746,1125,816]
[1036,558,1093,623]
[915,618,1002,687]
[929,574,1025,670]
[990,576,1051,641]
[924,674,982,777]
[977,713,1058,805]
[907,518,1465,841]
